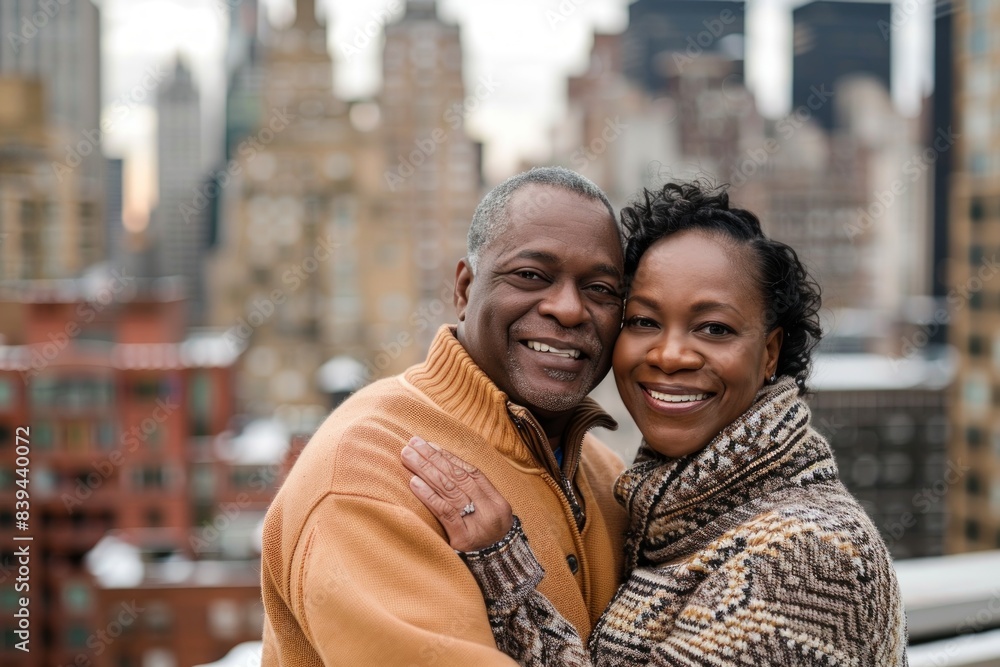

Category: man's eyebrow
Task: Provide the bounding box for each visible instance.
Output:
[506,250,622,280]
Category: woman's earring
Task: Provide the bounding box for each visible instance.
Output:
[769,374,777,384]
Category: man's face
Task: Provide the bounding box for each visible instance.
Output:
[455,185,624,424]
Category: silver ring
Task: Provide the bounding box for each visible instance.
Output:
[460,502,475,517]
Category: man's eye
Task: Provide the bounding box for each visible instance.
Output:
[515,270,542,280]
[589,284,619,296]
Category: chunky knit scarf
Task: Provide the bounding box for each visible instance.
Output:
[465,377,909,666]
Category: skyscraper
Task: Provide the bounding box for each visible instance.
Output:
[791,1,892,132]
[0,0,105,273]
[151,59,208,321]
[0,77,103,280]
[947,0,1000,553]
[380,0,481,352]
[622,0,745,94]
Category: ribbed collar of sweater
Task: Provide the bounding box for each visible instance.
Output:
[614,376,839,569]
[406,325,618,473]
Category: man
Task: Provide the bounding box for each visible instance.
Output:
[261,167,629,665]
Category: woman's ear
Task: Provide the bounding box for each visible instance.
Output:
[454,258,473,322]
[764,327,783,379]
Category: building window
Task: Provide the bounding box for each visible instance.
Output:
[966,519,980,542]
[970,335,985,356]
[62,582,92,613]
[66,624,90,648]
[968,427,984,448]
[131,377,168,401]
[145,601,172,633]
[0,378,13,410]
[132,466,168,491]
[970,291,984,310]
[209,600,241,639]
[189,372,212,437]
[964,373,990,416]
[142,648,177,667]
[967,472,981,495]
[65,421,90,453]
[145,508,163,527]
[971,197,985,222]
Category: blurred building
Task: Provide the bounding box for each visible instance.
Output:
[792,1,892,132]
[209,0,379,428]
[551,31,762,210]
[224,0,267,163]
[0,0,101,141]
[810,353,956,559]
[105,157,125,268]
[150,59,210,324]
[931,0,955,323]
[208,0,481,428]
[622,0,745,94]
[86,534,263,667]
[947,0,1000,553]
[0,0,105,271]
[0,276,241,667]
[0,78,103,280]
[380,0,482,353]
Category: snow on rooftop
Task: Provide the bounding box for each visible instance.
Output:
[896,550,1000,611]
[908,628,1000,666]
[217,419,290,465]
[193,641,262,667]
[317,354,366,393]
[810,352,956,392]
[85,534,144,588]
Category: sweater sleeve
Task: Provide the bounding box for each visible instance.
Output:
[463,518,594,667]
[643,527,907,667]
[265,492,522,666]
[463,520,906,667]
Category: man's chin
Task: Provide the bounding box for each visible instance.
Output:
[510,374,592,415]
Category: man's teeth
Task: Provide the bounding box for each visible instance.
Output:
[648,389,710,403]
[526,341,581,359]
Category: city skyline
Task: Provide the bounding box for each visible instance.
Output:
[98,0,934,230]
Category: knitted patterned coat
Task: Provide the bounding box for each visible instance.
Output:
[465,377,909,666]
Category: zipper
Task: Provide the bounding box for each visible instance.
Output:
[509,405,586,530]
[539,469,591,606]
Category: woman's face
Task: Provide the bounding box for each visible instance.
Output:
[613,230,782,458]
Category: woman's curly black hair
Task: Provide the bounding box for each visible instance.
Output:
[619,179,823,394]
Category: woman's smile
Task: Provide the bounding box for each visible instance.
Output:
[613,229,782,459]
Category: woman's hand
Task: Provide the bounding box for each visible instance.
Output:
[401,436,514,552]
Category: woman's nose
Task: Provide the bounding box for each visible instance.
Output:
[644,333,702,373]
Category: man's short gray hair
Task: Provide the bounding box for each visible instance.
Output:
[467,166,617,272]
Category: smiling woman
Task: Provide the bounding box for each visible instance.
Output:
[404,179,909,666]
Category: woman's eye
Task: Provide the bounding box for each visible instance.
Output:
[702,323,732,336]
[626,316,657,328]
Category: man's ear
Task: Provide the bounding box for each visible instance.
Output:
[454,258,474,322]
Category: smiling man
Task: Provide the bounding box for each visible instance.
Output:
[260,167,630,666]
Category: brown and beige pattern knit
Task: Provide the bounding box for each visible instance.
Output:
[464,377,909,666]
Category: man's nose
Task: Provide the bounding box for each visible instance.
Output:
[537,281,589,328]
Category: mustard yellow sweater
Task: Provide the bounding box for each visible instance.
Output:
[260,325,629,666]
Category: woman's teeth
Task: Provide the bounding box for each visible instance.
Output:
[526,341,581,359]
[648,389,710,403]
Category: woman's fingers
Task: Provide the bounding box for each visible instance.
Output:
[402,436,481,504]
[401,437,515,552]
[409,475,463,527]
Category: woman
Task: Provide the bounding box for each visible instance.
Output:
[402,181,908,666]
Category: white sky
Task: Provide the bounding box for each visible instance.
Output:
[98,0,933,230]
